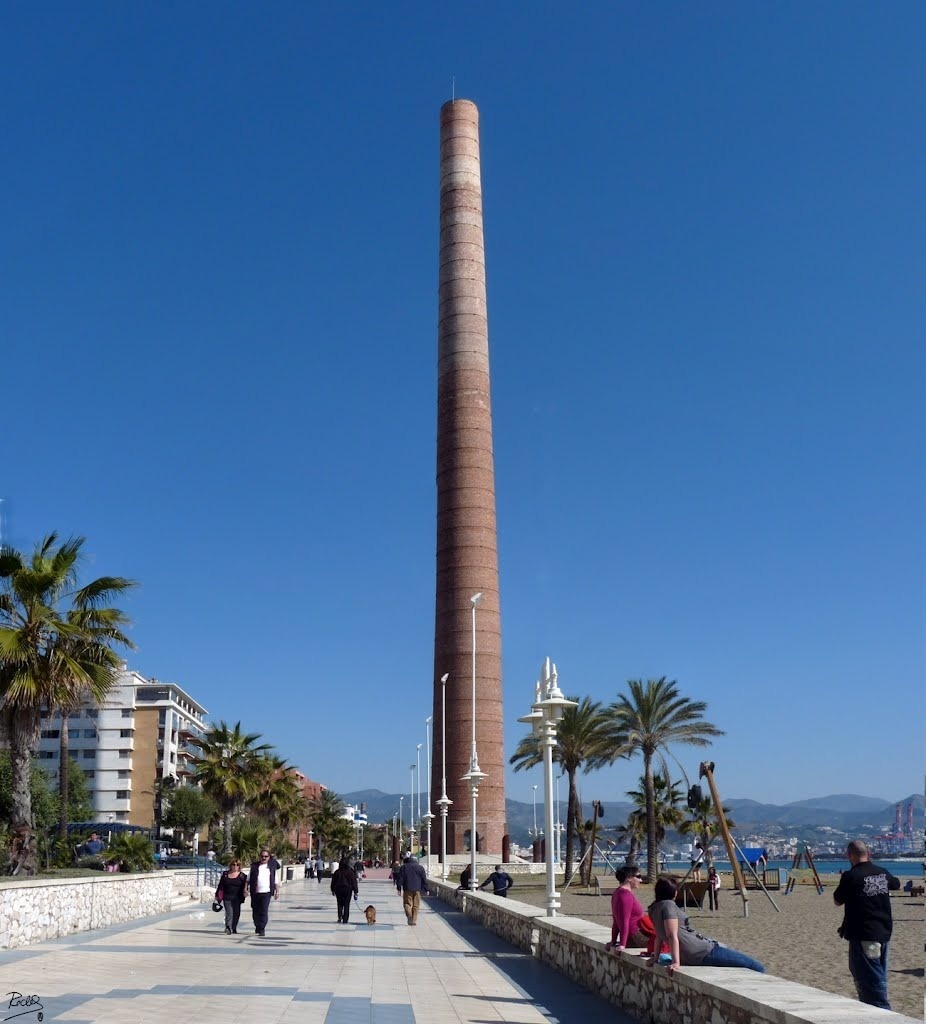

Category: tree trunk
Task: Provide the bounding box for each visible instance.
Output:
[6,707,40,876]
[644,753,657,883]
[564,769,579,882]
[58,714,70,848]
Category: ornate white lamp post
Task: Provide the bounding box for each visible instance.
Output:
[423,716,434,872]
[518,657,576,917]
[436,673,452,880]
[308,829,314,860]
[399,795,404,853]
[461,592,486,890]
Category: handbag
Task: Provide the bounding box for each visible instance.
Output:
[211,899,224,912]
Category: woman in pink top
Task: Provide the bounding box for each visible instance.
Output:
[605,865,649,952]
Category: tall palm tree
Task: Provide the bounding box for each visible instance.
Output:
[190,721,273,855]
[0,535,136,875]
[605,678,723,882]
[251,755,310,837]
[678,795,735,866]
[509,696,619,881]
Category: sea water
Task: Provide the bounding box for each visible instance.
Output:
[592,857,920,877]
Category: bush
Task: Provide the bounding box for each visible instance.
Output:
[104,834,155,873]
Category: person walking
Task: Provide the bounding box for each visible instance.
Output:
[707,866,721,911]
[833,839,900,1010]
[248,848,281,936]
[399,854,429,925]
[390,860,404,893]
[648,876,765,973]
[315,854,325,884]
[478,865,514,897]
[331,857,359,924]
[216,858,248,934]
[605,866,651,953]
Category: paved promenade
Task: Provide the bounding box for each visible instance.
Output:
[0,876,635,1024]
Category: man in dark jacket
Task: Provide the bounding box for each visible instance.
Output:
[833,839,900,1009]
[248,849,281,936]
[399,854,429,925]
[331,858,359,924]
[479,866,514,897]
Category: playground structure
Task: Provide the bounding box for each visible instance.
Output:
[784,842,825,895]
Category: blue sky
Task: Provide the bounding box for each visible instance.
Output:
[3,4,922,809]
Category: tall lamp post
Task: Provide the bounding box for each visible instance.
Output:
[416,744,423,853]
[436,673,452,880]
[461,592,486,890]
[409,763,416,853]
[399,796,404,854]
[308,829,314,861]
[518,657,576,917]
[423,716,434,872]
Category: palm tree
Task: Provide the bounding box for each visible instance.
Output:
[251,755,310,838]
[605,678,723,882]
[613,809,646,868]
[678,795,735,866]
[624,773,684,863]
[509,696,619,881]
[308,789,356,858]
[0,534,136,875]
[190,721,273,855]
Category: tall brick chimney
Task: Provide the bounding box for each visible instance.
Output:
[431,99,506,856]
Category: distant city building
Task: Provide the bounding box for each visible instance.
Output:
[36,664,207,827]
[289,770,325,851]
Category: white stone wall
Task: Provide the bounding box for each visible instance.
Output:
[0,873,172,949]
[430,880,919,1024]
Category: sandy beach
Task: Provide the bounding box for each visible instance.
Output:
[509,874,924,1019]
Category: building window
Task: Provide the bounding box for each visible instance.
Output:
[116,790,129,800]
[82,750,95,759]
[38,751,55,760]
[68,729,80,739]
[121,709,132,718]
[40,729,60,739]
[119,750,130,759]
[119,729,133,738]
[83,729,97,739]
[118,770,129,779]
[84,770,95,779]
[86,709,98,719]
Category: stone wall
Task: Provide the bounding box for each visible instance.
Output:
[430,881,919,1024]
[0,872,173,949]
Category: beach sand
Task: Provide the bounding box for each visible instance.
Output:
[509,875,924,1019]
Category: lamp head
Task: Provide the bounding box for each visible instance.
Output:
[470,592,484,606]
[440,673,449,683]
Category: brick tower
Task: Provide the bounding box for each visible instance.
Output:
[431,99,506,856]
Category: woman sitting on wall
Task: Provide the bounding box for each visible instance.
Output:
[648,876,765,974]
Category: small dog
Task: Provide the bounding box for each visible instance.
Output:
[364,905,377,925]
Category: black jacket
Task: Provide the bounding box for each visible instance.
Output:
[248,857,281,896]
[833,861,900,942]
[331,865,358,895]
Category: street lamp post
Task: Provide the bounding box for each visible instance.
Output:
[409,763,416,853]
[518,657,576,917]
[436,673,452,880]
[416,743,423,853]
[461,592,486,890]
[308,829,314,860]
[423,716,434,872]
[399,796,404,854]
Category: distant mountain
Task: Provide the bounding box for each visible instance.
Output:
[340,789,922,847]
[785,795,892,813]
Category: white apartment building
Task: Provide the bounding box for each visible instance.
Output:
[37,665,208,827]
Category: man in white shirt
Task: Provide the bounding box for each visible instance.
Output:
[248,848,281,936]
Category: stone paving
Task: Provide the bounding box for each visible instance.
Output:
[0,876,636,1024]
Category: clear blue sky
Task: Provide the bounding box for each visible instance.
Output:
[3,4,922,809]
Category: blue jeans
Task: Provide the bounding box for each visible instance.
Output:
[848,940,890,1009]
[701,943,766,972]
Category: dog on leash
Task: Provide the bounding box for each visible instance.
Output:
[364,905,377,925]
